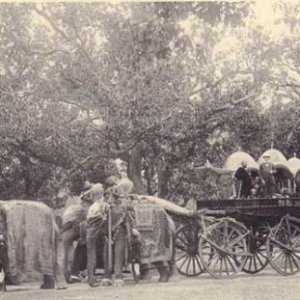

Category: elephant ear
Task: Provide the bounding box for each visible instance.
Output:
[62,204,87,226]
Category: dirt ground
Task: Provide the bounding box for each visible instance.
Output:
[3,271,300,300]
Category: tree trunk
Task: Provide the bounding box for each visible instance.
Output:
[157,170,172,198]
[127,143,146,194]
[157,160,172,198]
[19,156,33,199]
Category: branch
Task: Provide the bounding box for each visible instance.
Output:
[189,79,222,98]
[25,48,70,56]
[210,91,259,114]
[1,137,71,168]
[107,111,176,159]
[33,6,71,42]
[278,82,300,89]
[0,87,14,98]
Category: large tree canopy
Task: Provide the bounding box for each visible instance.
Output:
[0,2,298,204]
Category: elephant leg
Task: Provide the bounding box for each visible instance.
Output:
[40,275,55,289]
[53,230,67,290]
[112,227,126,287]
[86,236,99,287]
[103,241,112,279]
[101,240,113,286]
[62,239,73,283]
[113,227,126,280]
[5,274,20,286]
[169,233,176,276]
[140,264,151,280]
[153,262,170,283]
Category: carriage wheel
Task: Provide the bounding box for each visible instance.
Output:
[242,223,269,274]
[266,216,300,276]
[175,223,204,276]
[199,218,248,278]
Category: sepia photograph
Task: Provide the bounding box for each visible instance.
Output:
[1,1,300,299]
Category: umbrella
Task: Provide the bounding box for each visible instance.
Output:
[258,148,287,165]
[224,151,259,171]
[287,156,300,177]
[273,161,293,178]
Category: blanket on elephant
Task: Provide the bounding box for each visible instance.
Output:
[130,205,172,264]
[86,201,173,265]
[0,200,56,278]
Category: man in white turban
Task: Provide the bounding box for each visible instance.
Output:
[105,159,134,204]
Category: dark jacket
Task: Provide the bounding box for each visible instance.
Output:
[234,167,252,198]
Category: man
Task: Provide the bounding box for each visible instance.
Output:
[68,182,104,283]
[105,159,134,205]
[234,161,252,198]
[259,154,276,196]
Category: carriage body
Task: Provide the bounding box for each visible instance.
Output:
[171,149,300,279]
[174,190,300,278]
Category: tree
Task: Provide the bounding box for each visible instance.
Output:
[2,2,297,203]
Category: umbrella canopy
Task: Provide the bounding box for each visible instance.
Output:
[273,161,293,178]
[287,157,300,177]
[258,149,287,165]
[224,151,259,171]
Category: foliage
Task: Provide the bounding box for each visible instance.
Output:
[0,2,300,203]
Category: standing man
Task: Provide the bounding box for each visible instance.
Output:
[259,154,276,196]
[234,161,252,198]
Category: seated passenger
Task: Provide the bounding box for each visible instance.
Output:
[249,188,258,199]
[280,187,291,198]
[252,176,264,197]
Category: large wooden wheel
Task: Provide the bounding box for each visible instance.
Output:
[242,223,269,274]
[175,222,204,276]
[199,218,248,278]
[266,216,300,276]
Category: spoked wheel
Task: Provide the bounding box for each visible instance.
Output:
[242,223,269,274]
[266,216,300,276]
[199,218,248,278]
[175,222,204,276]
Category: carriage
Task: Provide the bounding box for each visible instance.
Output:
[173,149,300,279]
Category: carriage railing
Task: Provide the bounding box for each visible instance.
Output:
[197,197,300,211]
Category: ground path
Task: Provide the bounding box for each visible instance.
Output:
[3,271,300,300]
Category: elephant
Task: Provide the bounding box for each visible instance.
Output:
[61,197,105,283]
[61,203,88,282]
[0,200,66,290]
[61,184,103,283]
[86,195,176,287]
